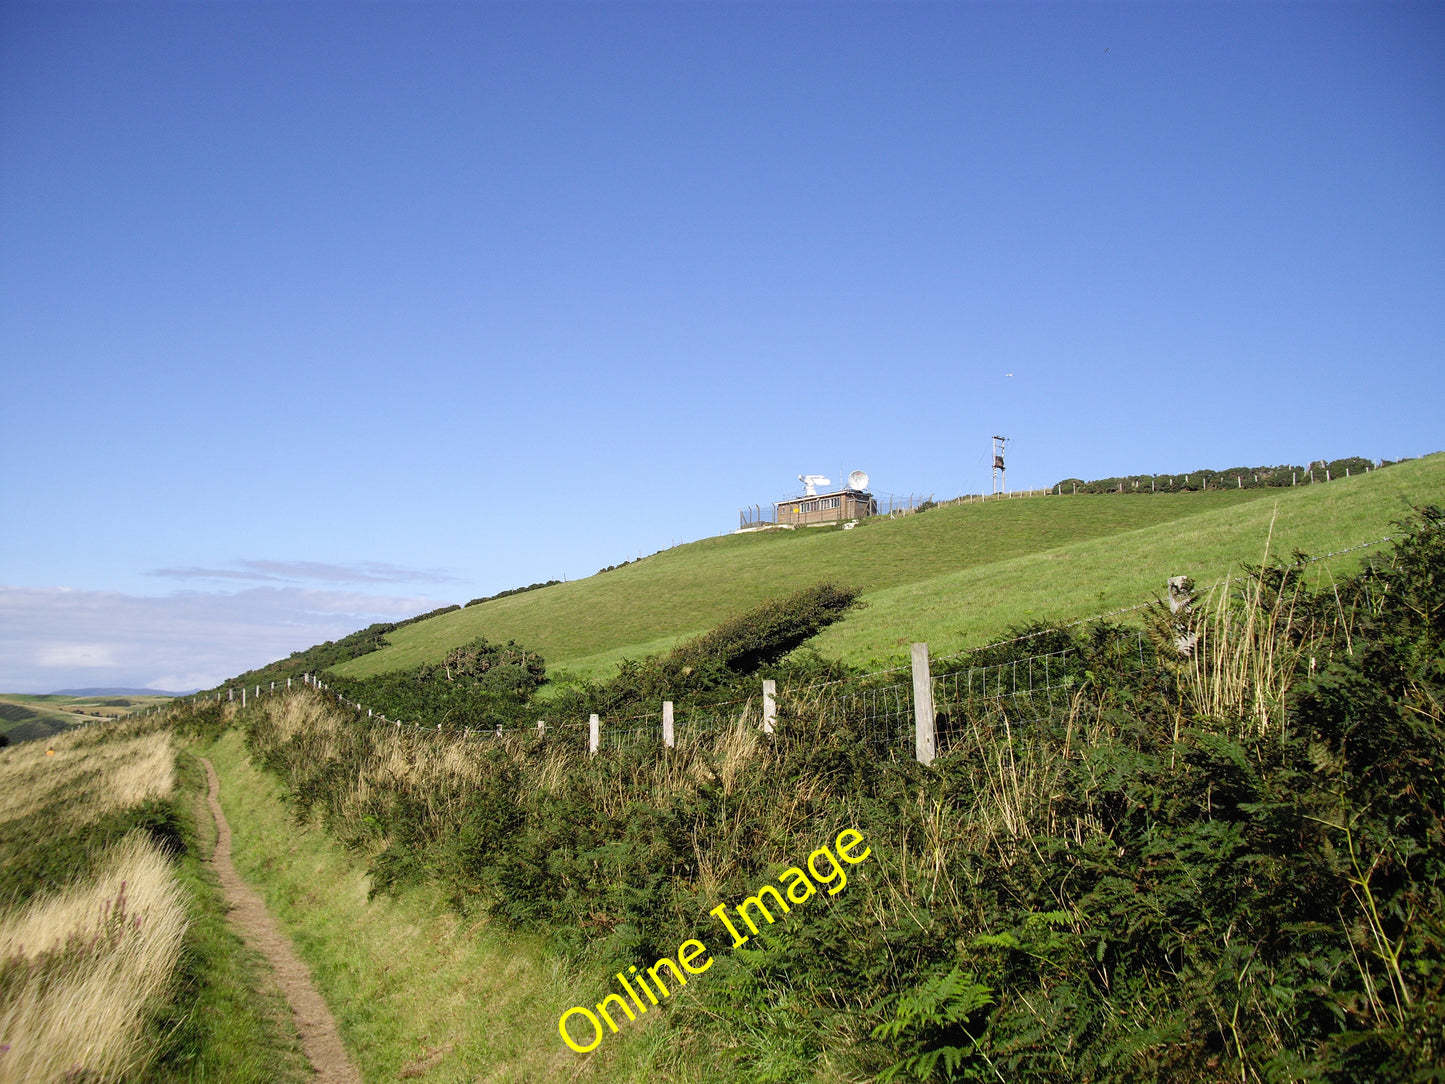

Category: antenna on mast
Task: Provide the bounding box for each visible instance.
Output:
[992,436,1008,495]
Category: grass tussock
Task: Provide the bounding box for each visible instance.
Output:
[0,833,187,1084]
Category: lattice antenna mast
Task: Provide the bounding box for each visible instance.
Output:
[992,435,1008,495]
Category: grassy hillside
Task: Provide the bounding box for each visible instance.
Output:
[335,454,1444,683]
[811,451,1445,666]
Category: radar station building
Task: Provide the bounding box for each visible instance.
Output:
[774,472,878,526]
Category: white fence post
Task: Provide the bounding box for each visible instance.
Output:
[663,701,674,748]
[762,679,776,735]
[589,713,600,756]
[241,686,246,708]
[537,719,546,738]
[911,642,936,766]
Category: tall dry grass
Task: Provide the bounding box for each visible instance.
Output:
[0,725,174,830]
[249,692,774,853]
[0,833,187,1084]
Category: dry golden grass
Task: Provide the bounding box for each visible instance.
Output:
[1180,522,1331,739]
[251,692,774,852]
[0,724,174,831]
[0,833,187,1084]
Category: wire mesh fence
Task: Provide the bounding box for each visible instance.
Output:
[769,678,915,758]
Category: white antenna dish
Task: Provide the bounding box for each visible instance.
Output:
[799,474,830,496]
[847,469,869,491]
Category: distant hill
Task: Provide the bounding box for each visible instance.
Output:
[50,687,192,697]
[0,691,176,744]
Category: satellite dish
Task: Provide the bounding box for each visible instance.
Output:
[847,469,869,491]
[799,474,830,496]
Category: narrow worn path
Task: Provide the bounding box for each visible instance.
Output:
[200,756,363,1084]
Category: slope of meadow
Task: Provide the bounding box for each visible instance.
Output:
[336,454,1444,683]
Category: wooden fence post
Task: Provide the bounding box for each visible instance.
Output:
[241,686,246,708]
[911,643,936,766]
[590,713,600,756]
[537,719,546,738]
[762,679,776,735]
[663,701,674,748]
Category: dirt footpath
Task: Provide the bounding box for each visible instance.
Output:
[201,756,363,1084]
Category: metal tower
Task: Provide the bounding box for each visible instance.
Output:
[992,436,1007,495]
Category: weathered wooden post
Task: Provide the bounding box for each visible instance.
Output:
[241,686,246,708]
[762,679,777,735]
[537,719,546,738]
[663,701,675,748]
[589,713,600,756]
[911,643,936,766]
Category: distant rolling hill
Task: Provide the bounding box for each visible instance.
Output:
[330,453,1444,685]
[50,687,192,697]
[0,692,175,744]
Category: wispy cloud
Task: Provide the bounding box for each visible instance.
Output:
[0,584,451,693]
[150,559,460,585]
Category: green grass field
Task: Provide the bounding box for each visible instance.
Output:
[335,454,1445,683]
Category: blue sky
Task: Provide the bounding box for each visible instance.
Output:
[2,1,1441,692]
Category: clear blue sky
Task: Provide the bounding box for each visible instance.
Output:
[2,1,1441,691]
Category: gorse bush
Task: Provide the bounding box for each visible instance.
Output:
[234,512,1445,1081]
[326,637,547,732]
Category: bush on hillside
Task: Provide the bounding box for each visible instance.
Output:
[325,638,546,732]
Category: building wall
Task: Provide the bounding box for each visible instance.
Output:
[775,492,875,525]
